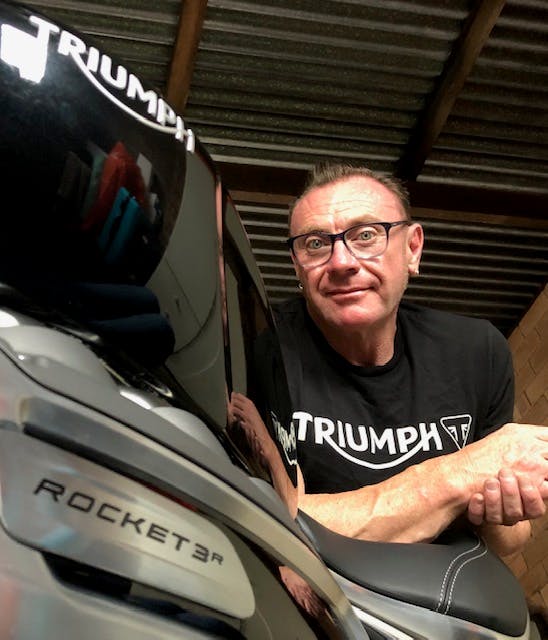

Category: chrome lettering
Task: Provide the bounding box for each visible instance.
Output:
[147,523,168,543]
[127,74,158,117]
[120,511,145,534]
[57,28,86,60]
[1,15,193,148]
[33,478,64,501]
[99,54,128,90]
[171,532,190,551]
[33,479,224,564]
[67,492,94,513]
[97,503,120,523]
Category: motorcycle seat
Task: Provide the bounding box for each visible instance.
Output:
[297,511,528,637]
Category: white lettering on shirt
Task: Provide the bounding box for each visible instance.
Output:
[296,413,468,469]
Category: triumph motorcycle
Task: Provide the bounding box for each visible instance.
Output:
[0,2,539,638]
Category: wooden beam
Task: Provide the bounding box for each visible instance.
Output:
[406,181,548,222]
[396,0,507,180]
[165,0,208,113]
[217,162,308,198]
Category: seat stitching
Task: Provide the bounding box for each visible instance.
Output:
[435,537,481,612]
[443,547,488,615]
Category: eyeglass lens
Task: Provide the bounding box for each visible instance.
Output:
[293,223,389,266]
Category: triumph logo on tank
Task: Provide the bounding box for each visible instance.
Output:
[294,411,472,469]
[0,14,193,147]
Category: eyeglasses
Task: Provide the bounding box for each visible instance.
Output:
[287,220,411,268]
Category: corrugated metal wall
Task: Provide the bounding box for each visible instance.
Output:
[421,0,548,191]
[23,0,180,87]
[188,0,470,171]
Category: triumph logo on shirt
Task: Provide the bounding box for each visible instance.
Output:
[294,411,472,469]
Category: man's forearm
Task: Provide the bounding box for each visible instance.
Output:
[299,450,471,543]
[299,423,548,543]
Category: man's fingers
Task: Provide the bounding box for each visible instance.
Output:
[518,475,547,520]
[468,493,485,526]
[499,469,524,522]
[484,478,504,525]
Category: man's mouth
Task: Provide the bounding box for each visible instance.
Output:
[325,287,368,298]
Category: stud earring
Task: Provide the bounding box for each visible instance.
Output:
[298,282,303,290]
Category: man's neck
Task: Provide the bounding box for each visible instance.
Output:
[314,315,398,367]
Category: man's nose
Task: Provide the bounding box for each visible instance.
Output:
[328,238,359,268]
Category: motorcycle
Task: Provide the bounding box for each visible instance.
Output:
[0,2,538,638]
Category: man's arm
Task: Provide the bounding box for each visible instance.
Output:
[299,451,466,543]
[299,423,548,545]
[476,520,531,558]
[468,468,546,556]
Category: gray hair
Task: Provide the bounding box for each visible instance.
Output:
[289,162,411,227]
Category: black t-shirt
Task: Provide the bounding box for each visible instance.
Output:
[273,298,514,494]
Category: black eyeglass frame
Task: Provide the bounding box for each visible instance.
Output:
[287,220,411,267]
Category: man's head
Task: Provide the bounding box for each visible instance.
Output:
[289,163,412,227]
[288,162,423,341]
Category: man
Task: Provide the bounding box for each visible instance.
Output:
[273,162,548,557]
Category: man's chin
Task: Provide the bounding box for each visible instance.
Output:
[324,305,384,330]
[308,296,384,328]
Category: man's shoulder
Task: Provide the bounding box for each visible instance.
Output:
[399,300,496,338]
[398,301,506,350]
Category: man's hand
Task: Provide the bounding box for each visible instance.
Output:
[466,467,545,557]
[468,468,546,527]
[461,423,548,499]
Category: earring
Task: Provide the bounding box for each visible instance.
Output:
[298,282,303,290]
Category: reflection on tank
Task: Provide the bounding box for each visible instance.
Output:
[0,0,300,504]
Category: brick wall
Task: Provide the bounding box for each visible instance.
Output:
[505,284,548,625]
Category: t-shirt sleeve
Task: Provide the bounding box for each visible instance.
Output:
[481,323,515,435]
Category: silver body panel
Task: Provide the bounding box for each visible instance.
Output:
[0,431,255,620]
[0,326,368,639]
[0,523,216,640]
[335,572,532,640]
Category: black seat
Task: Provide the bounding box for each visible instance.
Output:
[298,511,528,637]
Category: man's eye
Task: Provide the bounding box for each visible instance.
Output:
[354,227,377,242]
[305,236,328,251]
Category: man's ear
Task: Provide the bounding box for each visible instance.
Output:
[290,251,302,281]
[407,223,424,275]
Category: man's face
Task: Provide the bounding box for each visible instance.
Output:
[289,176,423,335]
